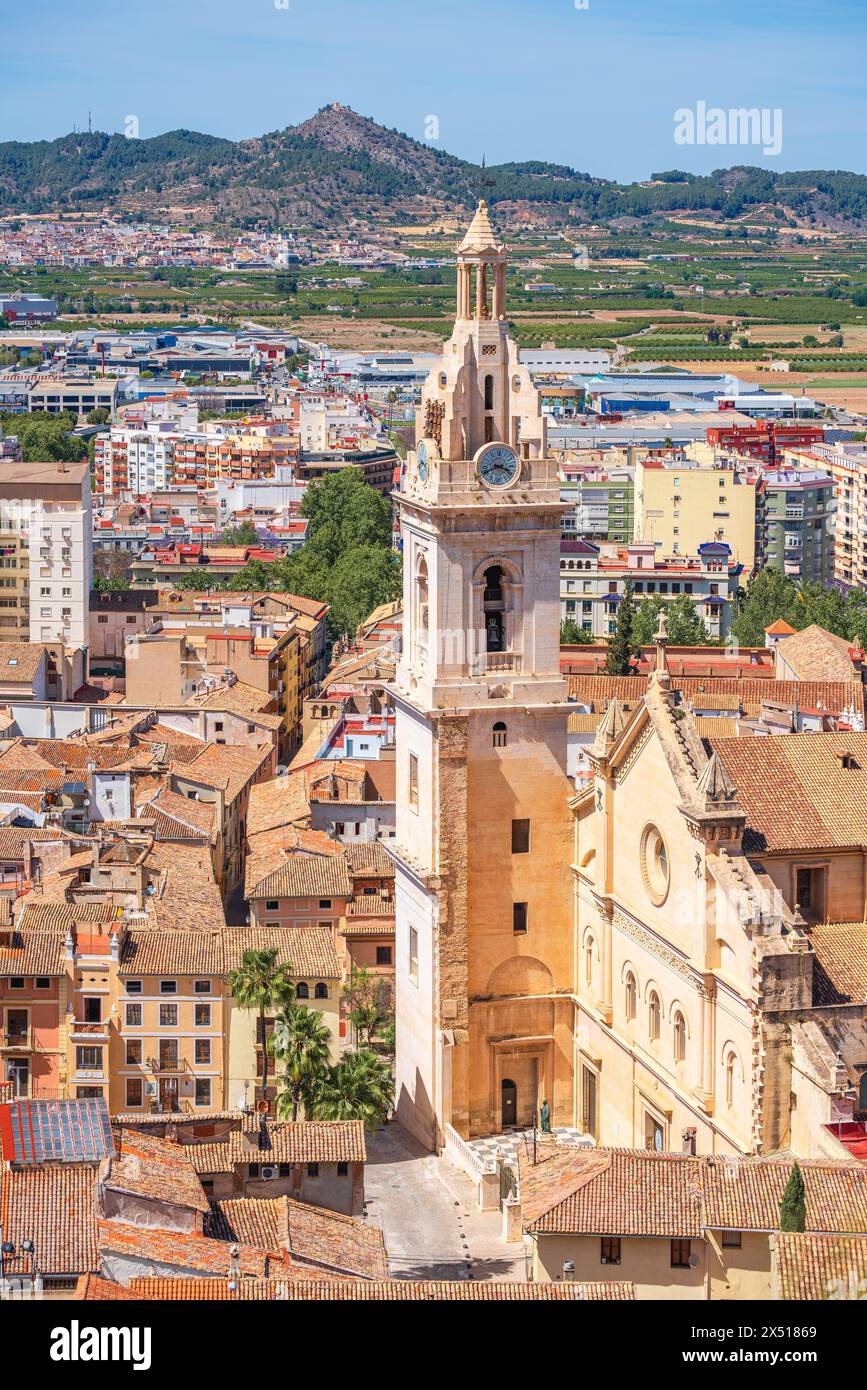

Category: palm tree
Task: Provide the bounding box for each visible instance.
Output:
[226,948,295,1106]
[309,1049,395,1131]
[271,1003,333,1121]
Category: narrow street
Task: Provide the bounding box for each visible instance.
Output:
[363,1121,526,1282]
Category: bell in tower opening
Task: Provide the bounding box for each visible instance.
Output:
[483,564,505,653]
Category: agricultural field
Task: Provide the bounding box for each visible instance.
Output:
[2,217,866,405]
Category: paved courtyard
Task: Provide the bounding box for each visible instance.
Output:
[363,1121,527,1282]
[465,1125,592,1169]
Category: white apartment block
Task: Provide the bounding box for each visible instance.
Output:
[94,425,177,494]
[5,462,92,648]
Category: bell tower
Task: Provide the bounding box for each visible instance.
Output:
[392,202,574,1151]
[396,200,565,712]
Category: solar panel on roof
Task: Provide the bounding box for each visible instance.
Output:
[2,1098,115,1164]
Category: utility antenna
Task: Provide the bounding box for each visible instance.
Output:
[88,110,92,134]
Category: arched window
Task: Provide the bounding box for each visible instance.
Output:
[296,982,309,999]
[415,554,429,652]
[625,972,637,1021]
[483,564,505,652]
[492,721,507,748]
[725,1051,737,1106]
[314,983,328,1000]
[585,935,594,987]
[648,990,661,1041]
[860,1073,867,1113]
[484,373,494,411]
[673,1011,686,1062]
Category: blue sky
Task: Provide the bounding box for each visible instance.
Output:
[1,0,865,180]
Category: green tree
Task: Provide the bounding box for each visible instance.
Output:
[86,407,110,425]
[226,948,295,1106]
[220,519,259,547]
[633,593,714,647]
[342,965,393,1049]
[308,1049,395,1131]
[730,569,801,647]
[271,1003,333,1121]
[300,467,394,566]
[604,577,637,675]
[779,1160,806,1232]
[327,544,401,637]
[560,618,593,645]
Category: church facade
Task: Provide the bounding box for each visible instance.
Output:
[391,202,859,1160]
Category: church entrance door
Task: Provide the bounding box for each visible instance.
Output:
[501,1078,517,1128]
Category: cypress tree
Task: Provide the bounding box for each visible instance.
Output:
[604,577,637,676]
[779,1160,806,1232]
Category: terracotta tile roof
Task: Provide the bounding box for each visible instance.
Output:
[0,1165,99,1275]
[774,624,861,684]
[185,1119,365,1173]
[246,850,352,902]
[345,895,395,918]
[180,743,272,804]
[206,1197,283,1253]
[521,1146,704,1237]
[0,768,65,795]
[345,842,395,878]
[0,827,63,858]
[124,1275,333,1299]
[224,927,339,980]
[143,787,217,839]
[702,1157,867,1234]
[711,733,867,852]
[108,1129,210,1213]
[142,842,226,932]
[278,1279,632,1300]
[522,1146,867,1238]
[186,681,283,728]
[339,920,395,939]
[567,673,861,718]
[16,900,116,932]
[766,619,797,636]
[809,922,867,1005]
[772,1232,867,1300]
[116,1275,625,1300]
[96,1220,273,1277]
[0,925,67,975]
[231,1120,366,1165]
[75,1273,145,1300]
[208,1195,388,1280]
[0,642,48,683]
[246,774,310,839]
[693,716,741,739]
[118,928,225,977]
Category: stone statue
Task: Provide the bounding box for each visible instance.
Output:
[540,1098,551,1133]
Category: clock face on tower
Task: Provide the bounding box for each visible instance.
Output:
[477,442,519,488]
[416,440,428,482]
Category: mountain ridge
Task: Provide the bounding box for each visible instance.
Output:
[1,103,865,229]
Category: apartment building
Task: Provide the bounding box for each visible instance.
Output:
[560,467,635,544]
[759,467,835,584]
[0,460,92,648]
[634,456,759,569]
[560,539,741,640]
[28,375,119,417]
[786,441,867,589]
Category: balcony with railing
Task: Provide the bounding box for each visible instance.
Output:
[1,1026,33,1052]
[480,651,522,674]
[68,1020,111,1042]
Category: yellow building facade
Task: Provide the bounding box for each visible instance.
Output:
[635,457,758,568]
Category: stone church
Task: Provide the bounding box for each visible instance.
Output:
[391,202,866,1160]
